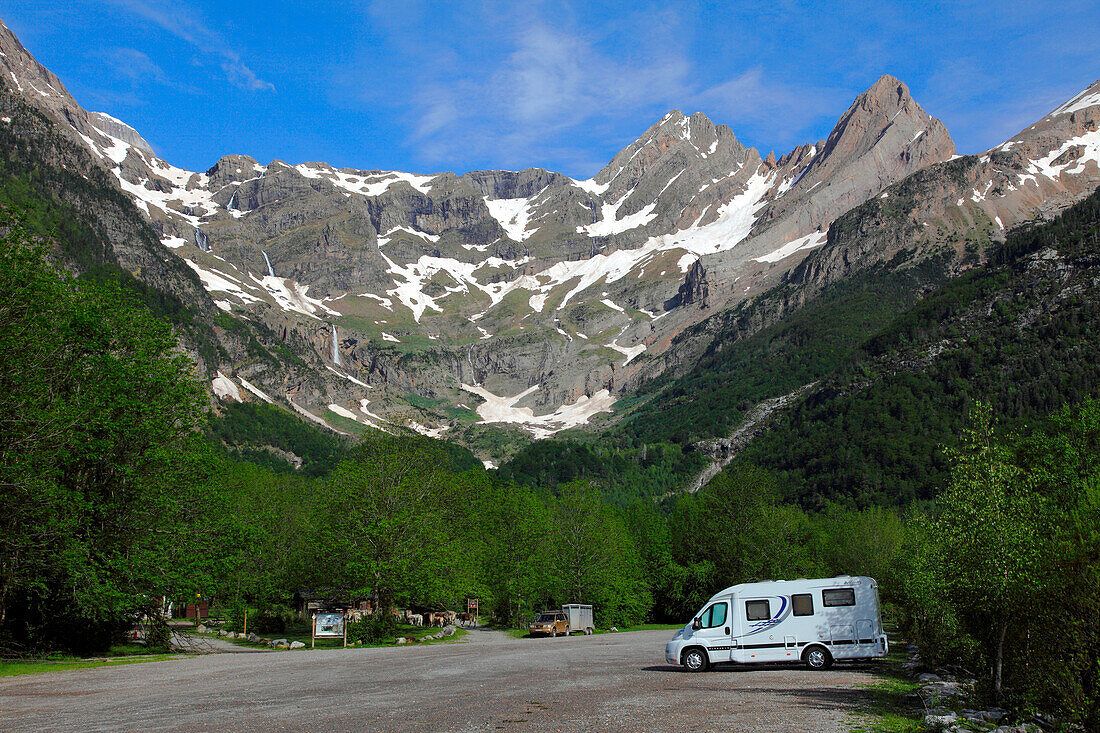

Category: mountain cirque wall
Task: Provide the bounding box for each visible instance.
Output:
[2,15,1098,454]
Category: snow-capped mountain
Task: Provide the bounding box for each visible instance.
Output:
[2,16,1097,462]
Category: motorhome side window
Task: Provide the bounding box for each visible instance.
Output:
[822,588,856,607]
[792,593,814,616]
[745,599,770,620]
[701,602,728,628]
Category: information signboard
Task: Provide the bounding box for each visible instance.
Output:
[314,613,344,636]
[312,612,347,648]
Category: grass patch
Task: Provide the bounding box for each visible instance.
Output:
[594,623,683,635]
[848,644,923,733]
[848,678,922,733]
[0,654,179,677]
[193,622,461,650]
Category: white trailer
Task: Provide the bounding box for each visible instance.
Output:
[562,604,594,635]
[664,576,888,671]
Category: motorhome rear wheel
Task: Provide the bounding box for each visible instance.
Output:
[803,645,833,670]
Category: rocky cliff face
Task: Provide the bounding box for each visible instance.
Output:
[3,14,1096,464]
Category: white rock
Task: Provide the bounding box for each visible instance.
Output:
[290,641,305,649]
[924,712,958,730]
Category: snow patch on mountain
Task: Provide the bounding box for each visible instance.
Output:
[377,225,440,247]
[572,177,610,196]
[547,167,773,307]
[184,260,262,305]
[755,231,829,263]
[295,163,436,197]
[485,194,540,242]
[238,377,273,403]
[1051,87,1100,118]
[408,421,449,438]
[578,192,659,237]
[460,383,616,438]
[247,273,339,319]
[211,371,242,402]
[608,339,646,365]
[1018,129,1100,186]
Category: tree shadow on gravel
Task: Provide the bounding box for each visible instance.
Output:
[743,686,875,714]
[643,661,886,674]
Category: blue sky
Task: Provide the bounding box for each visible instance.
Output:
[2,1,1097,178]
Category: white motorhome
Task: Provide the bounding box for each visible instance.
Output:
[664,576,888,671]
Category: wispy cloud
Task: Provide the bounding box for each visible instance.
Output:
[693,68,847,147]
[397,22,690,170]
[96,47,200,94]
[344,9,840,175]
[111,0,274,92]
[101,47,171,85]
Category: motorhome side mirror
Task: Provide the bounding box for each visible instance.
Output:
[692,618,702,630]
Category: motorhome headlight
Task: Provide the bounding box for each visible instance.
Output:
[672,629,683,640]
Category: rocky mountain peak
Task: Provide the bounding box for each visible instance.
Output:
[594,109,750,190]
[863,73,911,107]
[87,112,155,157]
[743,74,955,249]
[206,154,264,188]
[817,74,954,169]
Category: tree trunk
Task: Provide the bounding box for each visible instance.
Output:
[994,620,1008,703]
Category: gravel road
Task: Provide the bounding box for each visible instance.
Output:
[1,628,886,732]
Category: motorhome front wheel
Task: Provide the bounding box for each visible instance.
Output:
[682,648,709,672]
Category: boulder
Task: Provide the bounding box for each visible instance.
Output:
[247,632,260,643]
[396,637,408,645]
[269,638,289,648]
[918,673,942,683]
[441,625,456,637]
[196,624,209,634]
[923,711,958,730]
[290,641,306,649]
[963,708,1007,724]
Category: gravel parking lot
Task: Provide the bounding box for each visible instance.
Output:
[1,628,886,732]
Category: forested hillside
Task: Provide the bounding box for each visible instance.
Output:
[503,186,1100,510]
[740,185,1100,507]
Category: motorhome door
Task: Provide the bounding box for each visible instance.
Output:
[691,598,733,663]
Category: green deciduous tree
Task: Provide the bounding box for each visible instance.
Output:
[317,437,475,613]
[927,403,1046,702]
[0,218,210,653]
[547,481,650,627]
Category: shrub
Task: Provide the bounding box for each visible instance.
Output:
[251,606,294,634]
[346,614,398,644]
